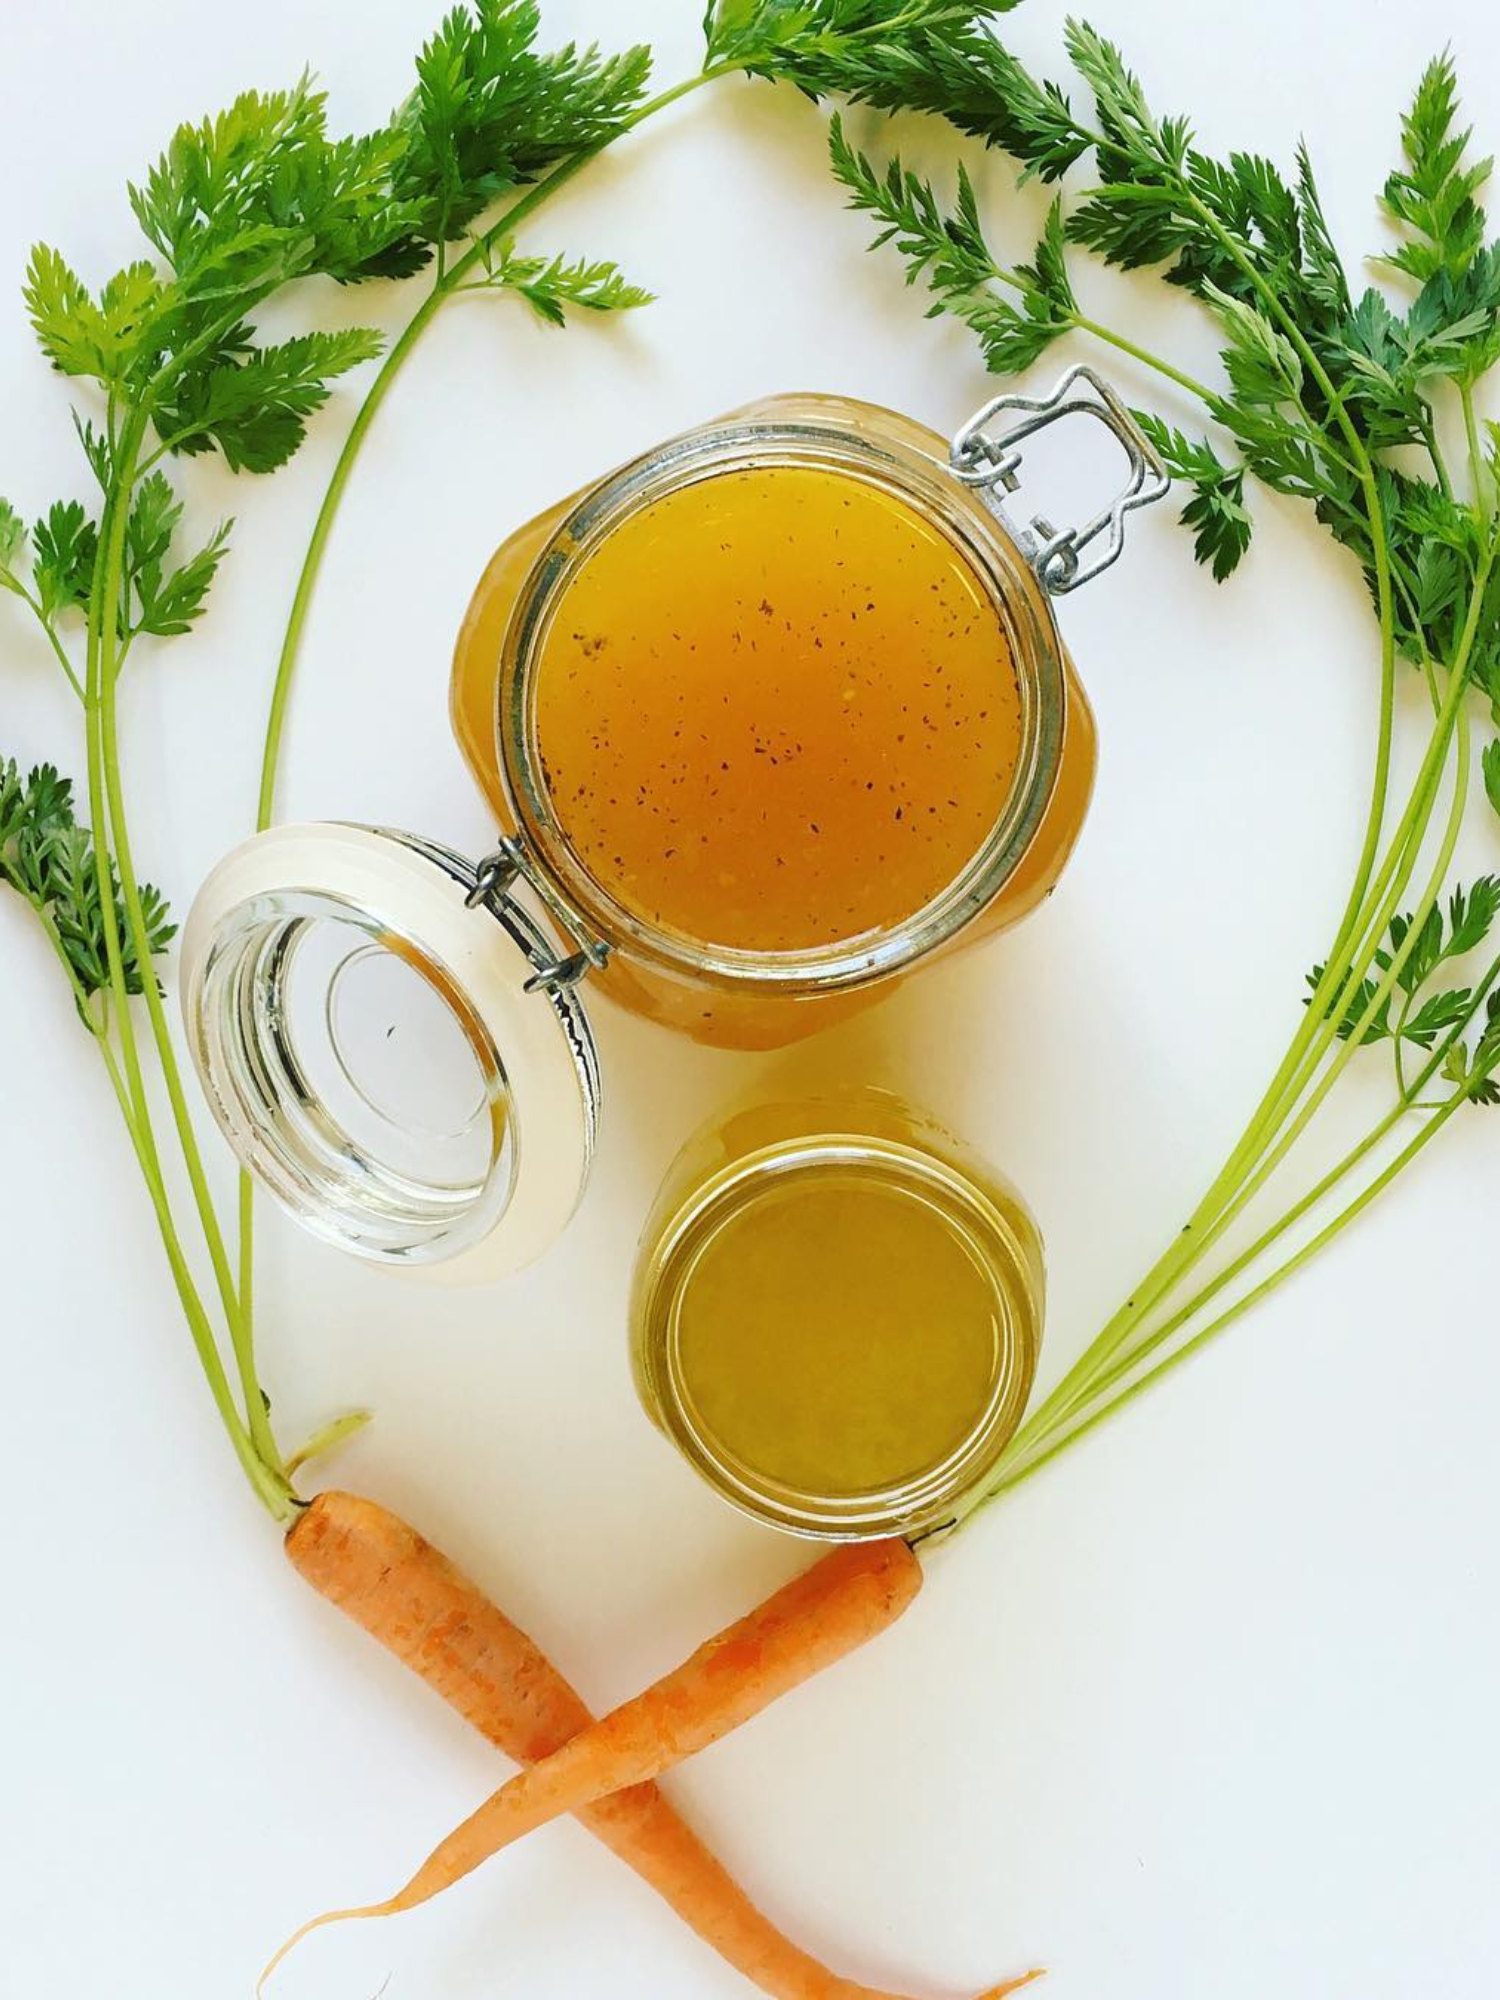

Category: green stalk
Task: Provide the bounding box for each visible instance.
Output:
[1423,409,1455,499]
[1009,1109,1407,1478]
[31,895,113,1039]
[90,288,363,1478]
[1024,752,1448,1456]
[79,413,292,1519]
[285,1408,374,1477]
[1461,381,1489,512]
[1004,945,1500,1481]
[77,999,280,1510]
[254,65,731,833]
[1128,541,1487,1313]
[238,1168,255,1415]
[1021,739,1410,1441]
[1002,181,1411,1463]
[95,415,285,1476]
[66,282,338,1508]
[83,409,160,1141]
[15,587,86,699]
[980,243,1221,405]
[1147,192,1402,1155]
[1025,649,1470,1450]
[31,899,155,1172]
[252,276,446,830]
[1067,314,1217,401]
[1392,990,1413,1099]
[1178,646,1476,1248]
[977,1080,1474,1511]
[988,129,1493,1481]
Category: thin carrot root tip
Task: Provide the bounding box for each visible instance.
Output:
[257,1906,386,1994]
[979,1970,1047,2000]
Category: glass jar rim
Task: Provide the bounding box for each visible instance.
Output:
[495,408,1068,995]
[633,1131,1042,1540]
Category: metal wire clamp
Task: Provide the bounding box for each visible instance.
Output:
[950,362,1171,595]
[465,834,612,993]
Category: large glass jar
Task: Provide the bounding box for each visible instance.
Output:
[630,1088,1044,1541]
[179,371,1164,1280]
[450,374,1165,1048]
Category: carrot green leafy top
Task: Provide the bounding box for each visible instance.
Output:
[816,26,1500,1501]
[0,4,663,1518]
[0,2,1043,1517]
[6,2,1496,1526]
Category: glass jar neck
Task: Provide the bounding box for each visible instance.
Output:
[497,404,1067,995]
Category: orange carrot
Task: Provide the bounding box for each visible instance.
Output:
[285,1492,1039,2000]
[360,1536,923,1917]
[264,1537,935,1980]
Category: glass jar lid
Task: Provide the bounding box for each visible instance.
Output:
[179,823,601,1281]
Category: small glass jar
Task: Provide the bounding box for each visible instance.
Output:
[179,371,1163,1280]
[630,1088,1044,1541]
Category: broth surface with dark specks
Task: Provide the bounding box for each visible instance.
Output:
[532,462,1023,954]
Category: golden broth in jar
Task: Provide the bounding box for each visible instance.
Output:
[631,1091,1044,1540]
[531,463,1025,955]
[449,392,1137,1048]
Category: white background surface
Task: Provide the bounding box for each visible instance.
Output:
[3,4,1499,1996]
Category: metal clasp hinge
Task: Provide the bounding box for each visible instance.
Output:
[465,835,611,993]
[950,362,1170,595]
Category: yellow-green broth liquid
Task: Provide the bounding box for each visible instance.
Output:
[673,1159,1008,1500]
